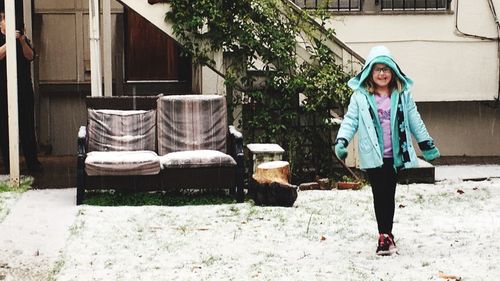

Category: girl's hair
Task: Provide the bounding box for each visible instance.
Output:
[364,67,403,94]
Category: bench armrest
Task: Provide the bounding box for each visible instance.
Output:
[76,126,87,205]
[228,125,245,202]
[229,125,243,155]
[77,126,87,156]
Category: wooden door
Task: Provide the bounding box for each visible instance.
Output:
[125,8,190,81]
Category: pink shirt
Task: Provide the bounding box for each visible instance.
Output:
[374,94,392,158]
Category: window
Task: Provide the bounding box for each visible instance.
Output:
[381,0,450,10]
[292,0,361,11]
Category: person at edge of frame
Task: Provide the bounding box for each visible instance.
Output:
[0,11,43,174]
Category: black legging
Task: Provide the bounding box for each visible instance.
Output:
[366,158,398,234]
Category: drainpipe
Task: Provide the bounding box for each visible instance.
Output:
[487,0,500,101]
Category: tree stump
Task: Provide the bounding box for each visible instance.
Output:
[253,161,290,185]
[249,161,298,207]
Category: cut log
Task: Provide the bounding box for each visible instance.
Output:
[253,160,290,185]
[249,161,297,207]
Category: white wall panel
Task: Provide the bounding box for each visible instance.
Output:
[36,0,76,11]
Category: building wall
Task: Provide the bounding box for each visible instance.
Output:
[330,0,500,157]
[328,0,500,102]
[30,0,500,155]
[35,0,123,84]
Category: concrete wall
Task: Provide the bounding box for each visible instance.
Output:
[417,101,500,156]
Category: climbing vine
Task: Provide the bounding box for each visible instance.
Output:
[166,0,353,182]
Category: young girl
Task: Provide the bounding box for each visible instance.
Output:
[334,46,440,256]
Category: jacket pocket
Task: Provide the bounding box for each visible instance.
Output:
[359,137,373,154]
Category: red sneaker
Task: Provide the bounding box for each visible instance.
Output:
[387,233,398,255]
[376,233,397,256]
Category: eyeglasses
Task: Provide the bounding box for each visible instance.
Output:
[373,67,391,74]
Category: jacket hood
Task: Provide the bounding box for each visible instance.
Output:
[348,45,413,92]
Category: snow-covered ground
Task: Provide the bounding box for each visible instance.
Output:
[0,192,21,223]
[1,172,500,280]
[56,179,500,280]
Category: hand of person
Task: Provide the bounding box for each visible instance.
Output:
[422,147,440,162]
[15,31,25,41]
[335,142,348,161]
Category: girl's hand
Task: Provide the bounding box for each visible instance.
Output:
[418,140,440,162]
[335,143,348,161]
[422,147,440,162]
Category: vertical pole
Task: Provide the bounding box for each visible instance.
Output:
[89,0,102,97]
[103,0,112,96]
[23,0,32,39]
[24,0,39,152]
[5,1,20,187]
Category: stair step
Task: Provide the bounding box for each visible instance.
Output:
[398,158,435,184]
[148,0,168,4]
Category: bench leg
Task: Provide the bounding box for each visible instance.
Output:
[76,185,85,205]
[235,159,245,203]
[76,159,85,205]
[235,184,244,203]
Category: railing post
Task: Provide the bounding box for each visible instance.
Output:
[5,1,20,187]
[89,0,103,97]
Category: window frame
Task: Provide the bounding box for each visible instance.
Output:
[380,0,450,11]
[290,0,452,13]
[291,0,363,12]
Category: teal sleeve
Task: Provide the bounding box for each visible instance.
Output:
[336,93,360,143]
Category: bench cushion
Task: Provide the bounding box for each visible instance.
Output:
[160,150,236,169]
[85,151,161,176]
[157,95,227,155]
[88,109,156,152]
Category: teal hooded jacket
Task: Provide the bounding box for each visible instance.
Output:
[336,46,435,170]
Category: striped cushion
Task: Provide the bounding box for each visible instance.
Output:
[157,95,227,155]
[160,150,236,169]
[85,151,161,176]
[87,109,156,152]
